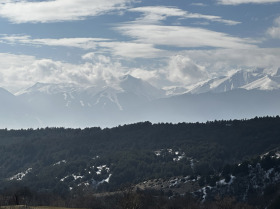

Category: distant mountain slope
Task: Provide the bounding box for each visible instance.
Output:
[0,87,37,128]
[2,86,280,128]
[14,75,165,127]
[135,89,280,124]
[16,75,165,110]
[188,68,280,94]
[120,74,165,100]
[0,69,279,128]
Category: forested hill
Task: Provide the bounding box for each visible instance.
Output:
[0,116,280,195]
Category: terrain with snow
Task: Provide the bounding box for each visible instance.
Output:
[0,68,280,128]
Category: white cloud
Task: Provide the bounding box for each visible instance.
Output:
[129,6,241,25]
[218,0,280,5]
[0,0,134,23]
[1,35,164,59]
[129,68,159,81]
[82,52,98,60]
[145,47,280,87]
[179,48,280,75]
[191,3,207,6]
[98,42,164,58]
[116,24,257,49]
[267,17,280,39]
[1,35,108,49]
[0,53,125,93]
[129,6,186,23]
[1,46,279,93]
[166,55,208,85]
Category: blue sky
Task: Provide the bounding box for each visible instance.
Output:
[0,0,279,93]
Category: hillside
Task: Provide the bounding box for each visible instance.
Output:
[0,117,279,193]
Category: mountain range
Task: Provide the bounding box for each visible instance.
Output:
[1,68,280,128]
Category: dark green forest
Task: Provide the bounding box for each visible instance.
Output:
[1,116,280,208]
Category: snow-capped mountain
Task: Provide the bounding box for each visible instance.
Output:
[1,68,280,128]
[187,68,280,94]
[120,74,165,100]
[13,75,166,127]
[16,75,165,111]
[15,82,83,96]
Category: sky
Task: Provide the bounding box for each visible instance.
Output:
[0,0,279,93]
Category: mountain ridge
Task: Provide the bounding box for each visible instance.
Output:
[0,70,280,128]
[186,68,280,94]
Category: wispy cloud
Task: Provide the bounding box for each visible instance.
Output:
[218,0,280,5]
[0,35,164,58]
[98,42,164,58]
[116,24,257,49]
[191,3,207,7]
[1,35,108,49]
[267,16,280,39]
[0,0,134,23]
[129,6,241,25]
[19,24,253,52]
[2,24,257,60]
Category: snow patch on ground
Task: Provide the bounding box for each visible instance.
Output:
[200,186,212,202]
[173,155,185,162]
[96,165,110,175]
[72,174,84,180]
[154,150,161,156]
[60,175,70,182]
[60,174,84,182]
[9,168,32,181]
[53,160,67,166]
[217,175,235,186]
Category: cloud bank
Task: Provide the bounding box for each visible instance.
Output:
[0,53,125,93]
[129,6,241,25]
[116,24,257,49]
[0,35,164,59]
[0,0,134,23]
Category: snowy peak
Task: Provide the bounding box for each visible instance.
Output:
[120,74,165,100]
[188,68,280,94]
[242,75,280,90]
[14,75,166,114]
[163,86,189,96]
[16,82,81,96]
[17,75,165,100]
